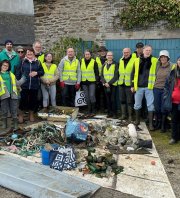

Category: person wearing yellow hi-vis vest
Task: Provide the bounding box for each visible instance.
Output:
[118,48,135,122]
[81,50,99,117]
[41,53,59,111]
[132,42,144,59]
[58,48,81,107]
[33,40,45,65]
[0,60,26,129]
[101,51,119,118]
[131,45,158,131]
[95,46,108,112]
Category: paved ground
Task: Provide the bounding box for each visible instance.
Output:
[0,115,179,197]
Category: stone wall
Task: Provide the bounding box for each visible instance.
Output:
[34,0,180,49]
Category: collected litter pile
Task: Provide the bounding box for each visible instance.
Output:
[84,119,153,154]
[80,147,124,178]
[0,123,64,156]
[0,117,153,178]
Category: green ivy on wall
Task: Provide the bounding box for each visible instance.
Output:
[119,0,180,29]
[50,37,98,65]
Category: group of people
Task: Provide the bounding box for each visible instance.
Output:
[0,39,180,145]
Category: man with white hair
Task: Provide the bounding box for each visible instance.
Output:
[131,45,158,131]
[33,40,44,64]
[58,47,81,107]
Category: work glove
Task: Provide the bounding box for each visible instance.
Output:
[59,81,65,88]
[75,83,80,91]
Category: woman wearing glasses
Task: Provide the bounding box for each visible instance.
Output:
[16,46,25,60]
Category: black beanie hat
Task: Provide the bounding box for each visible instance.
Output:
[5,40,13,45]
[136,42,144,48]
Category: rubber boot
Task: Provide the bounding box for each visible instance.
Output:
[148,111,154,131]
[135,110,140,126]
[153,113,161,130]
[161,115,166,133]
[88,103,92,114]
[13,118,18,130]
[128,106,133,122]
[91,103,96,117]
[120,104,126,120]
[29,111,35,122]
[18,110,24,124]
[2,118,7,129]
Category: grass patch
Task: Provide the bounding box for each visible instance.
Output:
[150,130,180,155]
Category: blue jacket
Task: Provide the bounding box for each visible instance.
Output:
[15,58,44,90]
[163,69,176,112]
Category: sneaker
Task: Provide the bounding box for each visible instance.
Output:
[169,139,176,145]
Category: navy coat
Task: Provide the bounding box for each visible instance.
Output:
[16,58,44,90]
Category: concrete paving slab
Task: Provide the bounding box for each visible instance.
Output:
[0,155,100,198]
[0,121,176,198]
[115,122,176,198]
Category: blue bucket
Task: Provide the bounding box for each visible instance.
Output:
[41,148,50,165]
[41,144,59,165]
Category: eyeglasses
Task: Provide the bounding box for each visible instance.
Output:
[17,51,24,54]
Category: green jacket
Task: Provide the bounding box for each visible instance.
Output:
[0,49,20,74]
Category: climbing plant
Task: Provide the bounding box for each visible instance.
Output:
[50,37,98,64]
[119,0,180,29]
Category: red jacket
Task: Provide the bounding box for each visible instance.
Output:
[172,78,180,104]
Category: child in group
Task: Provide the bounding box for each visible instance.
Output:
[0,60,25,129]
[41,53,59,111]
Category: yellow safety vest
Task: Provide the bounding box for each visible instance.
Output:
[62,59,78,81]
[81,58,95,82]
[103,63,117,86]
[42,63,57,79]
[0,72,17,96]
[132,52,137,59]
[38,54,45,65]
[134,57,158,91]
[118,57,135,86]
[171,64,176,70]
[96,57,103,76]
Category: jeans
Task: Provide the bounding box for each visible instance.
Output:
[134,87,154,111]
[82,84,96,105]
[61,84,76,107]
[1,98,18,118]
[153,88,166,114]
[41,84,56,107]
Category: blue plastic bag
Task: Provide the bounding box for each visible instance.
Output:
[65,119,89,142]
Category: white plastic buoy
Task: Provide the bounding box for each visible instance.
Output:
[128,123,137,143]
